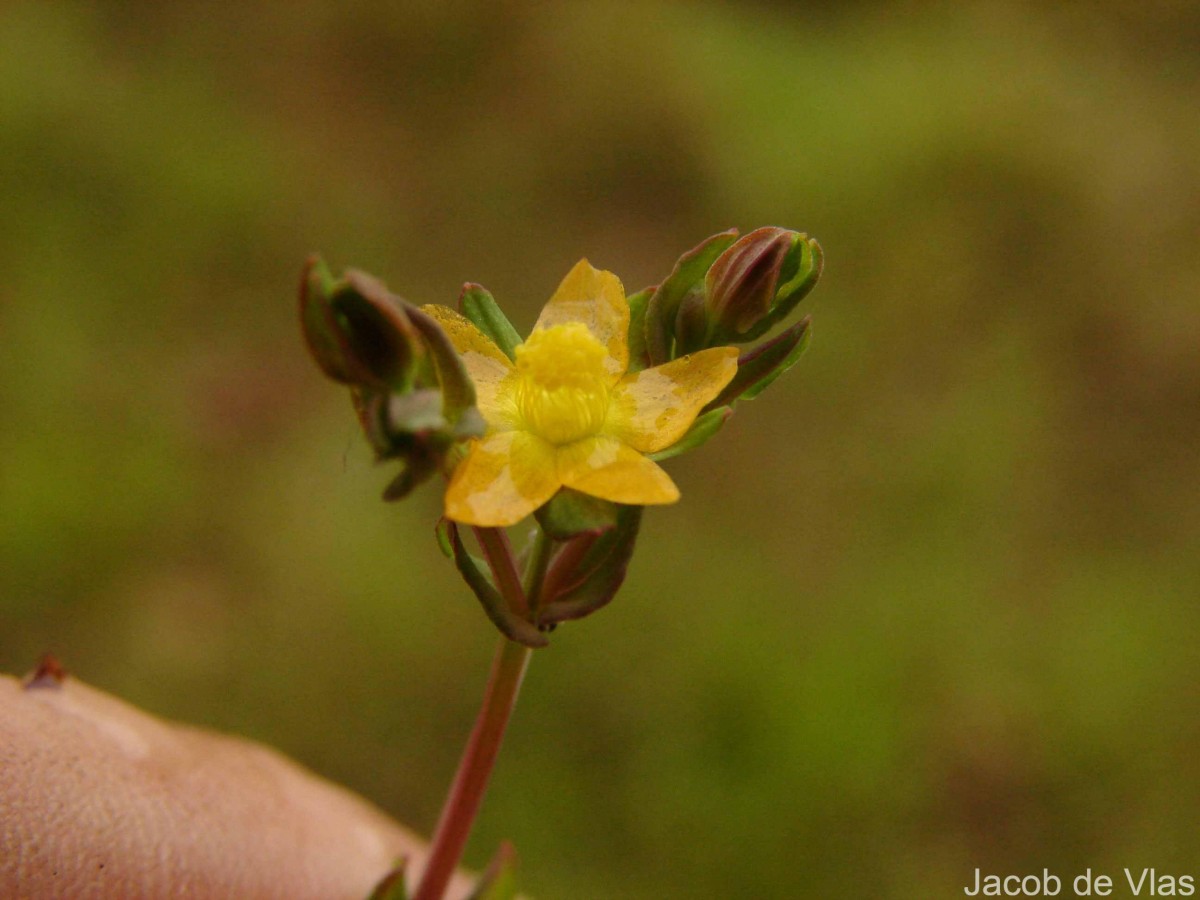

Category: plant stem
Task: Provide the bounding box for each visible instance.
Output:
[413,528,539,900]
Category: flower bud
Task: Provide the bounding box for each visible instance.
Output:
[636,227,823,406]
[300,257,423,393]
[641,227,822,363]
[705,227,822,343]
[299,256,484,501]
[705,227,793,338]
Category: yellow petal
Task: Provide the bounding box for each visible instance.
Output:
[422,304,519,426]
[534,260,629,381]
[420,303,512,363]
[606,346,739,453]
[557,436,680,506]
[445,432,562,527]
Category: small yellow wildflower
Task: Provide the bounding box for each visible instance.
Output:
[425,260,738,527]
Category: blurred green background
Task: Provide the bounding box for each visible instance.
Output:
[3,2,1198,896]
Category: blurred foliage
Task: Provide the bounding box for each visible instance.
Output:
[2,1,1199,897]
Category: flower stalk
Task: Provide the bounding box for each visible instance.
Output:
[414,528,536,900]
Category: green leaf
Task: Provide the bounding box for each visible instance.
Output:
[535,488,619,540]
[673,289,710,355]
[459,283,521,361]
[407,304,480,429]
[466,842,520,900]
[742,320,811,400]
[625,286,654,373]
[645,229,739,365]
[707,316,811,409]
[447,523,549,648]
[648,406,732,462]
[434,518,454,558]
[365,859,408,900]
[538,506,641,626]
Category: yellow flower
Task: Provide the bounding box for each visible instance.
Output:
[424,260,738,527]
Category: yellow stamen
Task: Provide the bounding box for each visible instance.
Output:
[514,323,610,445]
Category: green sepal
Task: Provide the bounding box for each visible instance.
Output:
[535,488,619,540]
[466,841,520,900]
[459,283,521,361]
[434,518,454,558]
[742,319,811,400]
[645,229,739,365]
[736,235,823,343]
[624,286,654,373]
[447,522,549,648]
[365,859,408,900]
[674,289,710,356]
[708,316,811,409]
[407,305,483,433]
[538,506,641,626]
[648,406,732,462]
[299,255,352,383]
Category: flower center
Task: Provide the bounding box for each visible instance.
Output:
[514,323,610,445]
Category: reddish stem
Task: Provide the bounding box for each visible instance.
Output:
[413,527,536,900]
[413,637,531,900]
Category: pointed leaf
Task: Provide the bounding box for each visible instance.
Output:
[673,289,710,355]
[645,229,738,365]
[435,518,454,558]
[447,523,549,648]
[741,321,811,400]
[407,304,481,429]
[459,283,521,361]
[775,235,823,309]
[648,406,732,462]
[466,841,520,900]
[707,316,811,409]
[365,859,408,900]
[624,286,654,373]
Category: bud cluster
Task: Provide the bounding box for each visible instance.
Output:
[632,226,823,403]
[299,257,484,501]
